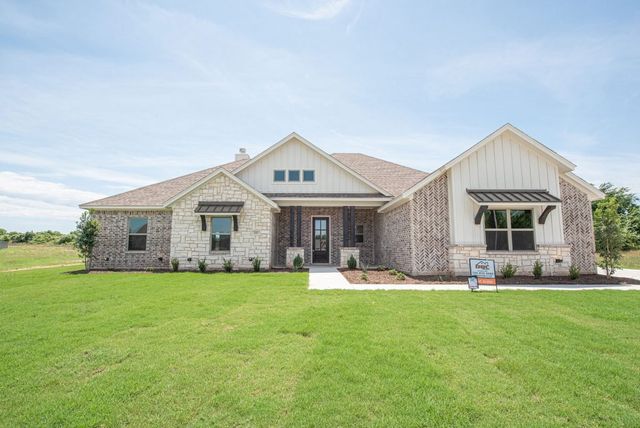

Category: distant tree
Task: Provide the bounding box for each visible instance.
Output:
[74,211,100,271]
[594,183,640,250]
[594,197,624,278]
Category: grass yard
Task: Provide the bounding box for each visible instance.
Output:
[1,267,639,426]
[0,244,81,271]
[620,250,640,269]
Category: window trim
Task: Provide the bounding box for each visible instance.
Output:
[127,216,148,252]
[484,208,535,252]
[355,224,364,244]
[210,216,232,253]
[302,169,315,183]
[273,169,286,183]
[287,169,301,182]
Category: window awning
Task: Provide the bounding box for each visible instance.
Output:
[194,201,244,214]
[466,189,561,204]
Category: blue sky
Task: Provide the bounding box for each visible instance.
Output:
[1,0,639,232]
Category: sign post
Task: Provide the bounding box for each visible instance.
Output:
[468,258,498,292]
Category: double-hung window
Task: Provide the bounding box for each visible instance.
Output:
[211,217,232,251]
[484,209,535,251]
[128,217,148,251]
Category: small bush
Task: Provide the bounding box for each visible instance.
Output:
[171,258,179,272]
[197,259,207,273]
[532,260,543,279]
[252,257,261,272]
[388,269,398,276]
[360,272,369,281]
[222,258,234,273]
[377,265,387,271]
[500,262,517,278]
[293,254,304,271]
[396,272,406,281]
[347,254,357,269]
[569,264,580,280]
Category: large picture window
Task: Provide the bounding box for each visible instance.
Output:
[128,217,148,251]
[211,217,232,251]
[484,209,535,251]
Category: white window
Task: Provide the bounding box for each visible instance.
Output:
[128,217,148,251]
[484,209,535,251]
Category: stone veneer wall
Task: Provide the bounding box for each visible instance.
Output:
[560,178,597,273]
[448,244,572,276]
[275,207,376,266]
[375,201,413,273]
[170,174,273,270]
[411,173,450,275]
[91,210,172,270]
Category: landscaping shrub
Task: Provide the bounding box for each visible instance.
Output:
[532,260,543,279]
[569,264,581,280]
[293,254,304,271]
[223,258,234,273]
[252,257,261,272]
[360,272,369,281]
[388,269,398,276]
[197,259,207,273]
[500,262,517,278]
[396,272,406,281]
[377,265,387,271]
[171,258,180,272]
[347,254,357,269]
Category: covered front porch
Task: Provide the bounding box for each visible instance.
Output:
[272,206,377,268]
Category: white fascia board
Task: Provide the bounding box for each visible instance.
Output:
[232,132,392,197]
[79,204,168,210]
[562,172,605,201]
[274,197,389,207]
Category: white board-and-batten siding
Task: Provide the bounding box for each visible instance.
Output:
[236,138,379,194]
[448,130,564,245]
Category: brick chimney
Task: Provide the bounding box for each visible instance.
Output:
[235,148,250,161]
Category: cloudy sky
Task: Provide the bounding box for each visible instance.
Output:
[1,0,639,232]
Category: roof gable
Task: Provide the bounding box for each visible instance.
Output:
[379,124,599,212]
[233,132,391,196]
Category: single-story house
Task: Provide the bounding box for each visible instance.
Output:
[80,124,604,276]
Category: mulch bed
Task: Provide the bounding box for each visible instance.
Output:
[340,268,463,284]
[341,269,640,285]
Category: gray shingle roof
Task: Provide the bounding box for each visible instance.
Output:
[82,153,427,208]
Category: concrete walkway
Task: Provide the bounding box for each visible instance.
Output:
[309,266,640,291]
[598,267,640,281]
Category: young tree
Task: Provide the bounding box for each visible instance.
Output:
[595,183,640,249]
[74,211,100,271]
[594,197,624,278]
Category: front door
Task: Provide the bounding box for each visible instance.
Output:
[312,217,330,264]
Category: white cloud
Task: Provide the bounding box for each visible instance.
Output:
[265,0,351,20]
[561,151,640,194]
[0,195,81,221]
[0,172,105,206]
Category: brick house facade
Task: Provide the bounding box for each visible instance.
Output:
[82,125,603,275]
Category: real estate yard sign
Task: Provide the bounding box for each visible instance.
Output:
[469,258,497,290]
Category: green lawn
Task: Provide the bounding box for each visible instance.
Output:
[1,268,639,426]
[0,244,81,271]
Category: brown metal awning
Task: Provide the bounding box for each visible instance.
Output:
[466,189,561,204]
[194,201,244,214]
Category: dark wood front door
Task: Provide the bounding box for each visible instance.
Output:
[312,217,329,263]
